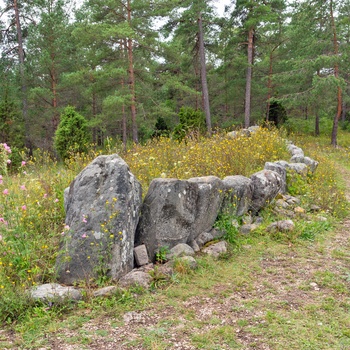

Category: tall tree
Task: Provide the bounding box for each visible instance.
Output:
[232,0,286,127]
[26,0,73,148]
[0,0,32,149]
[160,0,216,133]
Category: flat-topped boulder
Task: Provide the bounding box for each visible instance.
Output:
[135,177,224,261]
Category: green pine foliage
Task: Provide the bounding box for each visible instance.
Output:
[54,106,91,160]
[173,107,206,141]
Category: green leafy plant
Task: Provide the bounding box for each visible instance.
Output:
[286,170,309,196]
[54,106,91,160]
[155,246,170,264]
[215,209,240,245]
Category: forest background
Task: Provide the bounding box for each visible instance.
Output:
[0,0,349,156]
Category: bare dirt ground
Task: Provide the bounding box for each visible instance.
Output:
[2,169,350,350]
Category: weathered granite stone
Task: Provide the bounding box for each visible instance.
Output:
[222,175,253,216]
[275,199,290,209]
[195,231,214,248]
[209,228,225,239]
[134,244,149,267]
[157,262,174,276]
[294,206,306,214]
[303,157,318,173]
[189,240,200,252]
[267,220,295,233]
[287,144,304,157]
[56,154,142,285]
[202,241,227,258]
[135,177,224,261]
[177,256,198,269]
[242,214,253,224]
[264,162,287,194]
[29,283,82,302]
[187,176,225,241]
[227,130,239,139]
[290,154,305,163]
[167,243,195,259]
[135,178,198,261]
[249,170,282,213]
[248,125,260,133]
[284,195,301,205]
[273,208,296,218]
[136,263,154,273]
[239,224,259,235]
[286,163,308,175]
[290,155,318,173]
[118,270,152,289]
[310,204,321,212]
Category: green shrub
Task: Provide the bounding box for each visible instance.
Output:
[172,107,205,141]
[54,106,91,160]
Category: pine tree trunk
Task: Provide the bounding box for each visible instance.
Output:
[127,0,138,144]
[120,40,127,151]
[245,27,254,128]
[50,55,58,132]
[266,51,273,121]
[198,12,211,136]
[315,111,320,136]
[330,0,342,147]
[13,0,30,151]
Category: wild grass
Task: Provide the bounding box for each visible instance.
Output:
[0,127,349,348]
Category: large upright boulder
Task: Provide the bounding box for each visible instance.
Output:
[56,154,142,285]
[222,175,253,216]
[264,162,287,194]
[135,177,224,261]
[250,170,282,213]
[187,176,225,241]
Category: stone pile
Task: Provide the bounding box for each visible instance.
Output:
[30,128,321,302]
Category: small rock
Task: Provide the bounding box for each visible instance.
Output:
[92,286,117,297]
[195,232,214,248]
[267,220,295,233]
[156,262,174,276]
[29,283,82,302]
[310,204,321,212]
[189,240,200,252]
[273,208,296,218]
[136,263,154,273]
[239,224,258,235]
[176,256,197,270]
[167,243,195,259]
[275,199,290,209]
[209,227,225,239]
[294,206,306,214]
[123,311,144,324]
[202,241,227,258]
[316,216,328,222]
[284,195,301,205]
[134,244,149,267]
[242,215,253,225]
[254,216,264,224]
[118,270,152,289]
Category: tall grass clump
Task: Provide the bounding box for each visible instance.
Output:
[289,132,349,218]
